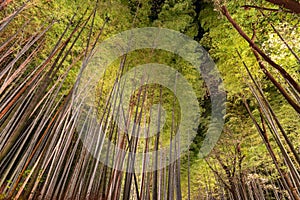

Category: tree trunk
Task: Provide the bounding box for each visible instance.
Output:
[266,0,300,14]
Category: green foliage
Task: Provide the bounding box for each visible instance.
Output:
[1,0,299,199]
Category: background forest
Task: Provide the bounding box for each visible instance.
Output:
[0,0,299,199]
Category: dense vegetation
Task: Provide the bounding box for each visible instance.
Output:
[0,0,299,199]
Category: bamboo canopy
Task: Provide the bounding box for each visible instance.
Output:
[0,0,299,199]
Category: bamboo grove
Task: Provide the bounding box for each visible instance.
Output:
[0,0,300,199]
